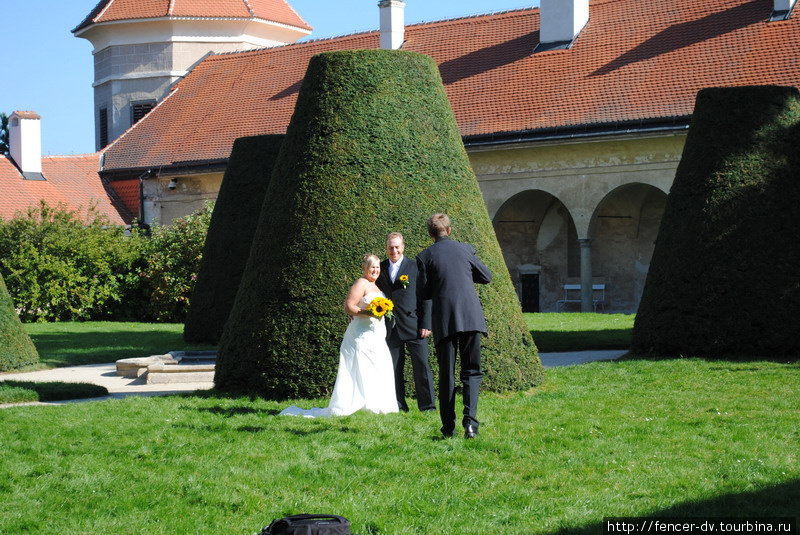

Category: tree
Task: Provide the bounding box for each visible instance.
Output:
[632,86,800,358]
[0,271,39,371]
[0,113,9,155]
[214,50,544,399]
[183,135,284,344]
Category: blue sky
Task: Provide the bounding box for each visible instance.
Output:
[3,1,537,156]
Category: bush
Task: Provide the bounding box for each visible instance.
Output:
[0,202,144,322]
[215,50,544,399]
[632,86,800,357]
[0,271,39,371]
[184,135,284,344]
[0,201,213,324]
[138,202,214,323]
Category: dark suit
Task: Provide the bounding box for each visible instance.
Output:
[417,236,492,434]
[376,256,436,411]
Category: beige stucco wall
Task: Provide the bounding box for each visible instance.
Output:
[471,133,684,237]
[469,132,685,312]
[143,171,223,225]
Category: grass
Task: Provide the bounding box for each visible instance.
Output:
[526,313,634,352]
[16,316,625,371]
[22,321,214,369]
[0,358,797,534]
[0,381,108,404]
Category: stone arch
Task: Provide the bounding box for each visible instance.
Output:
[588,183,668,312]
[492,190,579,312]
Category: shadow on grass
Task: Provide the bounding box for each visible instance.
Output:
[0,380,108,403]
[28,329,215,368]
[531,329,632,353]
[192,405,281,417]
[550,479,800,534]
[619,352,800,365]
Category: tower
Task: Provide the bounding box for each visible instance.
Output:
[73,0,311,150]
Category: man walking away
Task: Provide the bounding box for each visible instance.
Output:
[416,214,492,439]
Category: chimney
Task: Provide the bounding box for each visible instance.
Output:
[771,0,797,20]
[379,0,405,50]
[8,111,44,180]
[537,0,590,51]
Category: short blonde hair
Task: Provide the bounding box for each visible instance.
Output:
[361,254,380,270]
[426,213,451,238]
[385,231,404,244]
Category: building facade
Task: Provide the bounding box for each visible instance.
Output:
[83,0,799,313]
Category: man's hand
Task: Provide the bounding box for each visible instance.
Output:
[419,328,431,339]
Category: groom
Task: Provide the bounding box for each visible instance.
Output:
[376,232,436,412]
[416,213,492,439]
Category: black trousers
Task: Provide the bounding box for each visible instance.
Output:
[387,328,436,411]
[435,331,482,433]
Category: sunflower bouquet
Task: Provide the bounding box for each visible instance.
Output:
[366,296,394,321]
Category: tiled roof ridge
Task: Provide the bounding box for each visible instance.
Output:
[75,0,311,33]
[200,6,541,63]
[404,6,539,30]
[242,0,256,17]
[43,153,102,160]
[201,29,378,62]
[99,87,181,163]
[279,0,312,31]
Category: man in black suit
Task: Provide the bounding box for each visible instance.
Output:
[376,232,436,412]
[416,214,492,439]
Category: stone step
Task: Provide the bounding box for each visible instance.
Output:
[116,354,179,378]
[146,363,215,384]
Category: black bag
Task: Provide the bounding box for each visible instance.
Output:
[259,514,351,535]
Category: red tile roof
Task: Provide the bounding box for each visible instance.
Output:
[73,0,311,33]
[0,154,132,225]
[10,111,41,120]
[102,0,800,173]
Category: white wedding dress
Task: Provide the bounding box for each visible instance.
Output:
[280,291,399,418]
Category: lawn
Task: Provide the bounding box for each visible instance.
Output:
[1,358,797,534]
[22,321,214,369]
[526,313,634,352]
[18,315,627,372]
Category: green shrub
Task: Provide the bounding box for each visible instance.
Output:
[633,86,800,357]
[139,202,214,323]
[0,271,39,371]
[184,135,284,344]
[215,50,544,399]
[0,202,144,322]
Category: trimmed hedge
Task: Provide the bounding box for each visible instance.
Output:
[0,272,39,371]
[184,135,284,344]
[632,86,800,357]
[215,50,544,399]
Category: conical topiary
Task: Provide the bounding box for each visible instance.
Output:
[632,86,800,357]
[0,271,39,371]
[183,134,284,344]
[215,50,544,399]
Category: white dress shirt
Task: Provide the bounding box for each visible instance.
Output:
[389,256,403,283]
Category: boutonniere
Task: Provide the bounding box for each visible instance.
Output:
[398,274,409,288]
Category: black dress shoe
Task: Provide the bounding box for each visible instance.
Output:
[441,428,455,438]
[464,425,478,439]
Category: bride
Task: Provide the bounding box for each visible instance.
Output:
[280,254,399,417]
